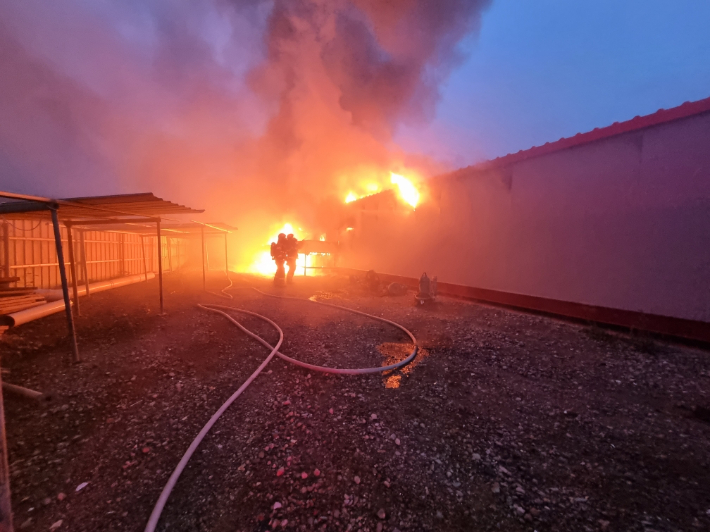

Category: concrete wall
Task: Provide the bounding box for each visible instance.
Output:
[344,111,710,322]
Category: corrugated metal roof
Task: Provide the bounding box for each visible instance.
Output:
[0,192,203,220]
[443,95,710,180]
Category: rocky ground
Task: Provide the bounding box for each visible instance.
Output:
[1,270,709,532]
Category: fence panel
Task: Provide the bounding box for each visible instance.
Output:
[0,220,187,289]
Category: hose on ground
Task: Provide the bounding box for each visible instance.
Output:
[144,306,284,532]
[145,273,417,531]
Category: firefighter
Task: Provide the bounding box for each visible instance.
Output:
[270,233,287,284]
[285,233,300,283]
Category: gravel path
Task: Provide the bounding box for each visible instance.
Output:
[1,271,709,531]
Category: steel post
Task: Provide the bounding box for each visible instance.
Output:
[65,224,81,316]
[50,209,79,364]
[1,223,8,279]
[201,226,206,291]
[224,233,229,274]
[80,230,90,296]
[0,357,13,532]
[140,236,148,281]
[157,219,164,314]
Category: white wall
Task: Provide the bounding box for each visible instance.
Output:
[344,112,710,322]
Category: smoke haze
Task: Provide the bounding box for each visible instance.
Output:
[0,0,490,264]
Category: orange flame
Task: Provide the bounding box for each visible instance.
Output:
[246,223,300,276]
[390,172,420,208]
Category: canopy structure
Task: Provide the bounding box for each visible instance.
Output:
[0,191,201,221]
[0,190,209,364]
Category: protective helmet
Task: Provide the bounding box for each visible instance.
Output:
[287,233,294,239]
[278,233,286,240]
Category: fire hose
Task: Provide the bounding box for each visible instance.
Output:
[145,276,418,531]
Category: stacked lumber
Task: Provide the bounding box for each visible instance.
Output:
[0,287,46,315]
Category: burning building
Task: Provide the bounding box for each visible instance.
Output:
[341,96,710,339]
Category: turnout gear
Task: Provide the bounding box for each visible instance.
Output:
[271,233,287,283]
[285,234,300,283]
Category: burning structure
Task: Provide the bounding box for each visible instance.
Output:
[341,96,710,342]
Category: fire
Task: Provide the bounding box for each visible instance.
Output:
[390,172,420,208]
[247,223,300,276]
[345,192,358,203]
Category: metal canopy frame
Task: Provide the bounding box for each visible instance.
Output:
[0,190,209,532]
[0,191,205,363]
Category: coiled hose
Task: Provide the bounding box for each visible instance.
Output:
[145,275,418,531]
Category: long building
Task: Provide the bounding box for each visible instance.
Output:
[343,96,710,331]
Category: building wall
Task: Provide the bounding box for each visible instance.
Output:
[344,111,710,322]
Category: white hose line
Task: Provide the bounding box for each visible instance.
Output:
[211,275,418,374]
[205,303,418,375]
[146,275,418,530]
[144,306,284,532]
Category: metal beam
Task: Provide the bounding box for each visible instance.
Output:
[80,230,90,296]
[224,233,229,274]
[0,202,52,215]
[201,226,206,291]
[65,224,81,316]
[0,357,14,532]
[157,219,164,314]
[50,209,79,364]
[140,236,148,282]
[65,217,158,226]
[1,223,8,279]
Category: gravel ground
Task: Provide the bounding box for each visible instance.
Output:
[1,270,709,532]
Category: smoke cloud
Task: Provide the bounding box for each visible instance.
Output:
[0,0,490,265]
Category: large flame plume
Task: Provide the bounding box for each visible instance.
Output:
[0,0,492,270]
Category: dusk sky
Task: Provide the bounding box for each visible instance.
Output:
[397,0,710,168]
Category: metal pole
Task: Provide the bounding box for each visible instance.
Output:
[1,223,9,279]
[201,226,206,291]
[140,236,148,281]
[65,224,81,316]
[50,209,79,364]
[167,237,173,272]
[157,220,164,314]
[80,230,90,296]
[0,357,14,532]
[224,234,229,274]
[2,382,45,402]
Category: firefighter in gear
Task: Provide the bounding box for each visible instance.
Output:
[270,233,287,284]
[285,233,300,283]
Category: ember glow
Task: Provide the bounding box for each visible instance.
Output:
[345,192,358,203]
[390,173,420,208]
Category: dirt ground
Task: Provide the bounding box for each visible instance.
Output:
[1,270,709,532]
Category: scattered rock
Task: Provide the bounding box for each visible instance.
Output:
[491,482,500,494]
[377,508,386,519]
[75,482,88,492]
[354,476,361,485]
[49,520,63,531]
